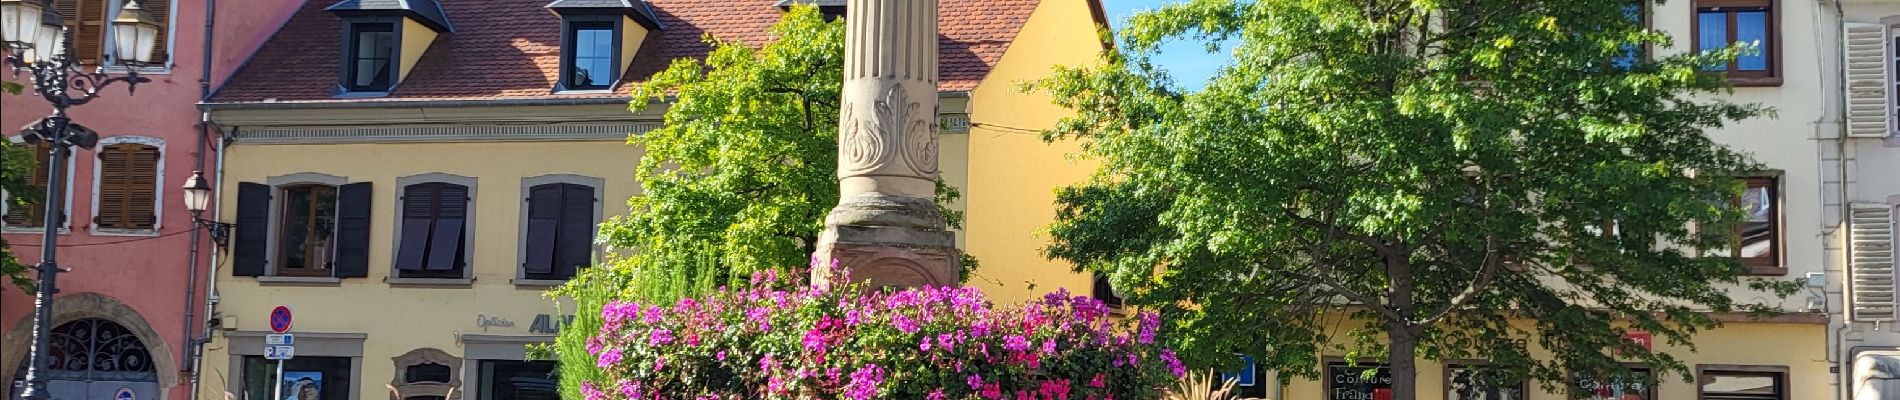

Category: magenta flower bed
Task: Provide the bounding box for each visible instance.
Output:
[581,270,1182,400]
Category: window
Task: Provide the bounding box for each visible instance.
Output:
[521,180,598,281]
[478,360,558,400]
[277,185,338,276]
[391,348,462,400]
[92,141,160,232]
[395,179,472,279]
[242,355,352,400]
[3,141,55,229]
[1091,273,1123,309]
[1325,361,1392,400]
[232,176,371,279]
[1698,366,1787,400]
[1693,0,1778,85]
[564,21,615,90]
[1572,367,1655,400]
[346,22,396,92]
[1447,364,1527,400]
[1610,1,1648,69]
[53,0,171,66]
[1734,176,1780,272]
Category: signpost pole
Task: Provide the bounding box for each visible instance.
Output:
[273,358,285,400]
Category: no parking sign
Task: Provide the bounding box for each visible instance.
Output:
[270,306,293,333]
[114,387,134,400]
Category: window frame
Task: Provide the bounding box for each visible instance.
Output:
[1444,362,1529,400]
[274,184,341,277]
[390,173,478,285]
[391,348,464,400]
[224,331,364,400]
[1322,358,1394,400]
[1695,364,1788,400]
[1885,17,1900,140]
[339,19,402,94]
[514,174,603,286]
[1569,364,1657,400]
[1691,0,1781,86]
[1,137,76,234]
[1609,0,1652,69]
[1733,174,1783,274]
[556,14,624,92]
[261,173,351,279]
[87,135,165,236]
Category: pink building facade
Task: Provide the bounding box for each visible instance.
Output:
[1,1,296,399]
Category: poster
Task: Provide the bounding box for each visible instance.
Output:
[282,371,323,400]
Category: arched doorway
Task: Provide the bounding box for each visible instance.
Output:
[9,318,160,400]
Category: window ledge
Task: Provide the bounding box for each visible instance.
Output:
[102,65,172,75]
[512,278,569,288]
[333,90,391,99]
[256,276,343,286]
[89,227,160,237]
[1727,77,1783,87]
[387,277,475,287]
[1,226,71,235]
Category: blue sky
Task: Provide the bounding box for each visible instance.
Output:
[1098,0,1234,89]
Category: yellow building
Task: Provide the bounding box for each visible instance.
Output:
[195,0,1110,399]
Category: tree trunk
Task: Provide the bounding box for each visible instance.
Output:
[1387,322,1419,400]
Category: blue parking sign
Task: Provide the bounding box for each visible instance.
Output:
[1222,355,1257,387]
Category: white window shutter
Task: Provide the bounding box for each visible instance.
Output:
[1846,23,1892,138]
[1850,203,1897,322]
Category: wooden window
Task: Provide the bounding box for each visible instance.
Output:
[275,185,337,276]
[1693,0,1779,86]
[1447,363,1528,400]
[395,182,468,278]
[1697,365,1787,400]
[93,142,158,230]
[52,0,170,66]
[346,22,396,92]
[522,182,595,281]
[3,142,54,228]
[1734,176,1781,273]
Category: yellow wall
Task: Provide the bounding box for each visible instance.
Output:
[199,139,643,400]
[620,18,650,76]
[961,0,1105,305]
[399,18,438,82]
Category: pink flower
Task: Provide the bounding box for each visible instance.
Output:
[595,348,622,368]
[1089,373,1106,388]
[715,351,727,361]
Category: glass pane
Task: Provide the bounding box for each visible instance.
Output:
[570,26,615,87]
[243,356,353,400]
[1702,373,1778,395]
[278,187,312,270]
[1697,11,1728,71]
[1448,367,1524,400]
[1739,182,1773,258]
[1735,11,1768,71]
[480,360,559,400]
[1572,370,1652,400]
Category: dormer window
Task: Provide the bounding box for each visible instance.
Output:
[547,0,664,92]
[326,0,452,94]
[346,22,396,91]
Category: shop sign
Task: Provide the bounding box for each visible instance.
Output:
[1572,370,1653,400]
[529,314,576,334]
[1327,362,1393,400]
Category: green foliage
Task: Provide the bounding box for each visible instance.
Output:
[1032,0,1801,397]
[1,138,35,291]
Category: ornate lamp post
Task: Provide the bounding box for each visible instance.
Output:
[3,0,160,398]
[182,170,233,246]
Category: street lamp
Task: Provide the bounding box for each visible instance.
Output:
[5,0,159,399]
[182,171,233,246]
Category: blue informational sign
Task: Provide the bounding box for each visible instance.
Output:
[114,387,135,400]
[1222,354,1257,387]
[270,306,293,333]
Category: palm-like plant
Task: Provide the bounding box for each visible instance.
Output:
[1167,370,1248,400]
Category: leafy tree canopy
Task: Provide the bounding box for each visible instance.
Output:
[1032,0,1800,398]
[1,123,35,290]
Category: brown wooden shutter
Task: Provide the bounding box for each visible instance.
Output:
[53,0,107,65]
[95,143,157,230]
[144,0,168,64]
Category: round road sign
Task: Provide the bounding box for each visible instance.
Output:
[114,387,135,400]
[270,306,293,333]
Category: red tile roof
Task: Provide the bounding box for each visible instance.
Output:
[210,0,1050,103]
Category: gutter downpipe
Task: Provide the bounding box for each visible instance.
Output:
[185,0,216,398]
[1828,2,1854,400]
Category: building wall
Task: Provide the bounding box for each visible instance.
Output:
[0,1,302,400]
[962,0,1105,305]
[1833,2,1900,400]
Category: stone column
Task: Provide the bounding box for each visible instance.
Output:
[812,0,960,289]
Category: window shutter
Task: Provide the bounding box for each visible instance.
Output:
[1850,203,1897,322]
[424,184,467,271]
[95,146,128,227]
[1847,22,1892,138]
[334,182,373,278]
[144,0,169,65]
[232,182,271,277]
[395,184,435,271]
[125,145,158,229]
[54,0,106,65]
[556,183,595,275]
[522,185,560,274]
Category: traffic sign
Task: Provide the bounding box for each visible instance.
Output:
[266,334,294,346]
[114,387,135,400]
[264,345,295,360]
[270,306,293,333]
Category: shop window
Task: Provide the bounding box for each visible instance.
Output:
[1571,367,1655,400]
[478,360,558,400]
[1448,364,1527,400]
[391,348,462,400]
[1698,366,1787,400]
[242,356,353,400]
[1325,360,1392,400]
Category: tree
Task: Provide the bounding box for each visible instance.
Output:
[1,134,35,290]
[552,7,967,398]
[1032,0,1800,399]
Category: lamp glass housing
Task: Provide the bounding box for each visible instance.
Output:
[110,2,157,65]
[0,0,43,48]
